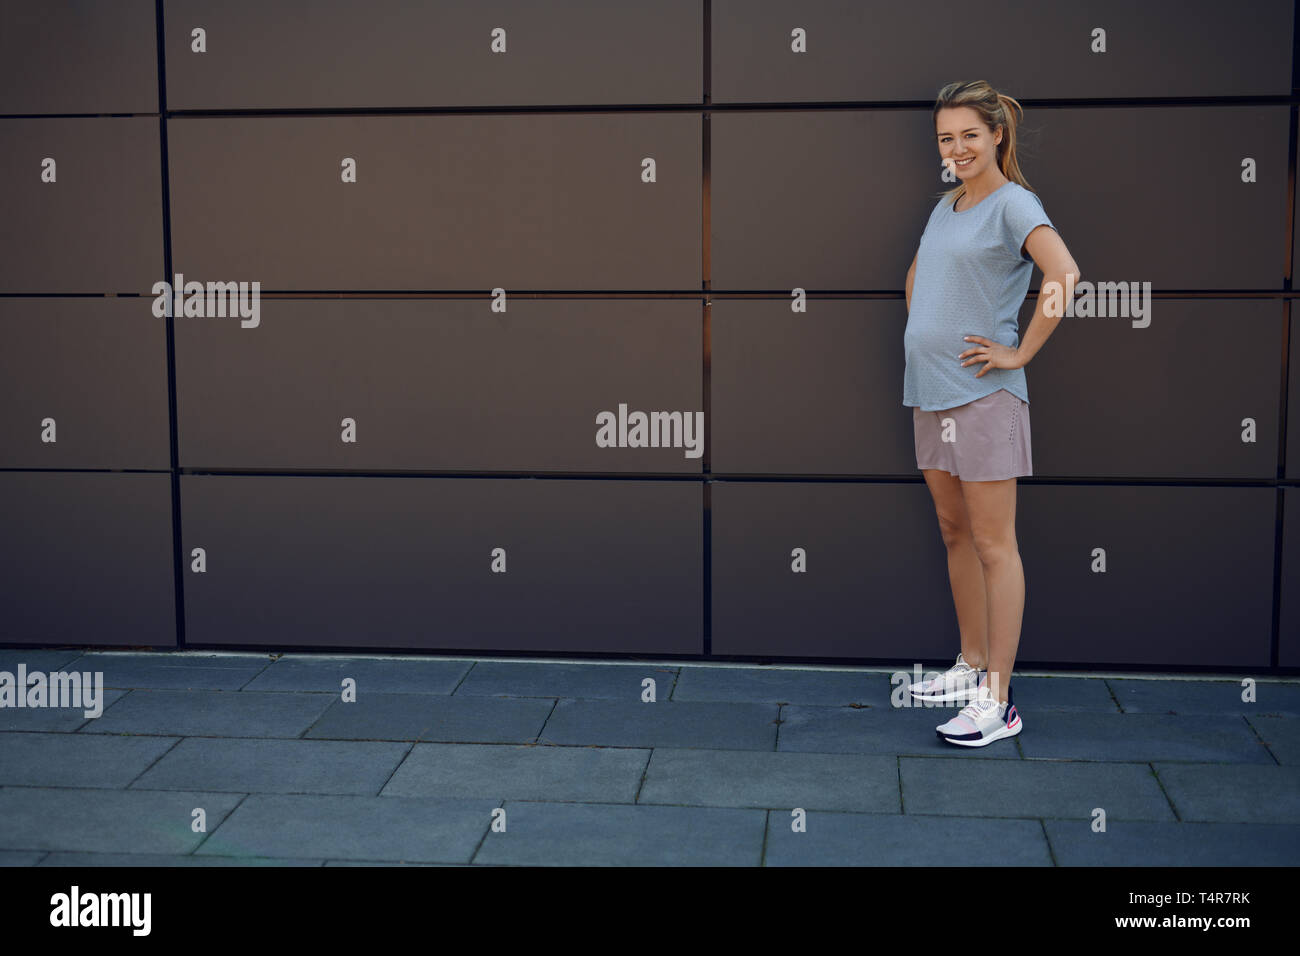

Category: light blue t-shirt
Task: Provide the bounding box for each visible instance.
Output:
[903,180,1055,411]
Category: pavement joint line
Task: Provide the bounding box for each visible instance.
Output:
[27,647,1300,686]
[0,797,1222,823]
[0,747,1276,765]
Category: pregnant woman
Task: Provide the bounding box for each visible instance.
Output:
[903,80,1080,747]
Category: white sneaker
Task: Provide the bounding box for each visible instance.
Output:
[935,683,1022,747]
[908,653,985,703]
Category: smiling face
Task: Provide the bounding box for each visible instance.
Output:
[936,106,1003,182]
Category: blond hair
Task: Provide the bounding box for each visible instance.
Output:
[933,80,1034,207]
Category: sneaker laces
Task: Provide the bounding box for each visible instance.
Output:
[921,661,971,691]
[956,692,1000,724]
[918,656,977,691]
[947,655,976,678]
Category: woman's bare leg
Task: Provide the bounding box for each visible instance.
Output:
[957,476,1023,702]
[921,468,988,670]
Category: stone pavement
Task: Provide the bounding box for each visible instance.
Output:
[0,649,1297,866]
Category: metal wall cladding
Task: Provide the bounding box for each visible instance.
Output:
[1291,300,1300,480]
[162,0,703,110]
[0,473,176,646]
[710,297,1286,480]
[179,475,703,654]
[1294,139,1299,292]
[1282,487,1300,667]
[1016,485,1275,667]
[0,2,1293,670]
[166,113,702,291]
[710,109,941,290]
[0,298,171,470]
[173,297,703,472]
[709,480,957,660]
[710,299,912,475]
[0,0,158,114]
[710,106,1289,292]
[711,481,1275,667]
[1019,106,1289,291]
[0,118,164,294]
[1024,299,1283,479]
[711,0,1293,101]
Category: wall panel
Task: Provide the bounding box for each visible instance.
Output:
[180,474,703,653]
[0,298,170,470]
[167,114,701,291]
[0,473,175,647]
[0,118,163,294]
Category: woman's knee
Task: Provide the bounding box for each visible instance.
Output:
[970,533,1018,566]
[936,513,973,549]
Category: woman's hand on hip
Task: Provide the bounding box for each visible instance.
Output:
[959,335,1024,377]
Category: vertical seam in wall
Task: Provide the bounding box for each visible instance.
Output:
[702,0,712,655]
[1274,19,1297,666]
[155,0,185,647]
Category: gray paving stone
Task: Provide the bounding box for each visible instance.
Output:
[195,793,496,863]
[764,812,1053,866]
[0,689,128,732]
[1000,676,1121,712]
[776,704,1018,757]
[78,689,334,739]
[0,850,45,865]
[0,732,179,788]
[1018,712,1274,763]
[324,860,453,866]
[1044,820,1300,866]
[381,742,648,802]
[3,651,1293,867]
[0,787,244,853]
[638,748,899,812]
[1107,678,1300,716]
[62,652,274,690]
[900,757,1176,821]
[537,699,778,750]
[243,656,470,694]
[472,801,765,866]
[455,660,679,700]
[670,665,892,706]
[1246,715,1300,765]
[39,852,324,866]
[305,694,554,742]
[1154,763,1300,824]
[0,649,86,672]
[131,738,413,795]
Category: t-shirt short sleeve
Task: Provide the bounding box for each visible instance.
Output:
[1000,188,1055,262]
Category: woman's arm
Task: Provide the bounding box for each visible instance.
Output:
[1015,225,1079,367]
[905,250,918,312]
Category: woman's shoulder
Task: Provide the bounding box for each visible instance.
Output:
[1002,181,1046,208]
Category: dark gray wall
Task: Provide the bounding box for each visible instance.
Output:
[180,475,702,652]
[0,472,175,646]
[0,0,158,114]
[174,298,702,473]
[0,118,163,294]
[167,113,701,290]
[0,298,171,469]
[0,0,1295,672]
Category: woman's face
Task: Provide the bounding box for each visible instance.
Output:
[935,106,1001,181]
